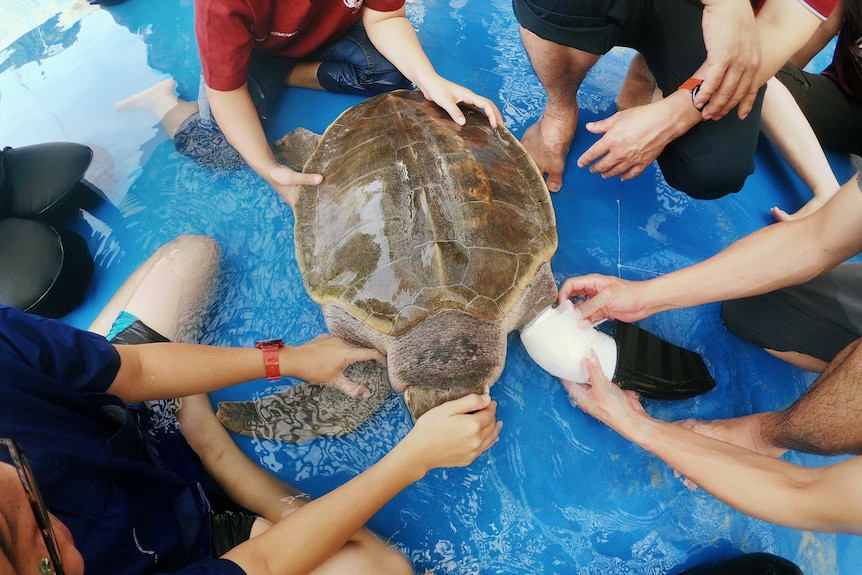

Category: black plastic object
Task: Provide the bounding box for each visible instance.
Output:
[0,218,94,318]
[612,321,716,400]
[0,142,93,219]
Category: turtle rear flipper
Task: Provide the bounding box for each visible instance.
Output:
[273,127,322,172]
[216,360,391,442]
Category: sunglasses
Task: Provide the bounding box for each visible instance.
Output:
[0,439,65,575]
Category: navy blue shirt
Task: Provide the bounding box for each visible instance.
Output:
[0,306,245,575]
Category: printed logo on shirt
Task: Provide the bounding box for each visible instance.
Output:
[344,0,363,9]
[270,30,299,38]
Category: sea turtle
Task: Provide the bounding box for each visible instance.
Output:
[217,90,557,442]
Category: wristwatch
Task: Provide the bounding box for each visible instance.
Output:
[255,338,284,381]
[679,77,705,108]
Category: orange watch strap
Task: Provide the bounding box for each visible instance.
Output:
[678,77,703,92]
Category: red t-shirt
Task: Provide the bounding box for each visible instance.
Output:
[752,0,835,18]
[196,0,405,91]
[796,0,836,18]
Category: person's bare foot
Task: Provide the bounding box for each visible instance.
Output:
[520,112,577,192]
[616,53,658,112]
[677,413,788,458]
[771,191,836,222]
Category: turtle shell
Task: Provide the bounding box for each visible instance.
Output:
[295,90,556,337]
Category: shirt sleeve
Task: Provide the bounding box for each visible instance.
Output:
[795,0,836,19]
[364,0,406,11]
[195,0,256,91]
[0,305,120,394]
[160,558,248,575]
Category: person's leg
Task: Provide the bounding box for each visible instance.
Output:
[115,78,248,170]
[616,52,661,111]
[114,78,199,138]
[682,336,862,457]
[308,22,411,96]
[286,62,323,90]
[721,263,862,371]
[633,0,765,199]
[517,25,598,192]
[512,0,629,192]
[177,393,413,575]
[777,63,862,157]
[88,234,220,343]
[760,76,840,221]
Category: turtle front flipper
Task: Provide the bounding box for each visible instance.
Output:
[216,360,391,442]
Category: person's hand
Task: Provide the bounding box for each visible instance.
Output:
[282,335,386,398]
[576,100,678,181]
[561,350,648,439]
[400,393,501,473]
[416,76,503,128]
[268,164,324,208]
[698,0,761,120]
[558,274,654,325]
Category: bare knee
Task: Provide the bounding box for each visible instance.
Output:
[312,536,413,575]
[163,234,221,267]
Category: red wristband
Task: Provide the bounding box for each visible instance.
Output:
[255,339,284,381]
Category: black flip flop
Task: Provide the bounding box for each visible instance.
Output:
[612,321,716,400]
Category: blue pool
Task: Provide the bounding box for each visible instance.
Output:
[2,1,860,573]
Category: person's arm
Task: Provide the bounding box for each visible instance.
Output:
[205,84,323,205]
[561,170,862,325]
[222,393,502,575]
[564,353,862,534]
[107,335,384,404]
[361,6,502,127]
[576,0,826,179]
[178,394,306,523]
[789,0,844,69]
[697,0,761,119]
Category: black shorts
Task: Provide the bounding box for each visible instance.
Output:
[677,552,801,575]
[209,491,258,556]
[512,0,766,199]
[109,317,170,345]
[211,510,257,556]
[513,0,704,90]
[776,62,862,156]
[722,262,862,363]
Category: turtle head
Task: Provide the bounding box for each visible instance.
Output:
[388,310,506,421]
[403,382,490,422]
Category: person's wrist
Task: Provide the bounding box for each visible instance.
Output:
[388,439,431,483]
[611,411,659,447]
[664,91,703,134]
[277,345,295,378]
[247,156,282,183]
[641,276,677,316]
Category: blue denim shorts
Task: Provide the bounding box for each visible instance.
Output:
[176,22,411,170]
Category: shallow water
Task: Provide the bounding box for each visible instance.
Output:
[2,1,861,573]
